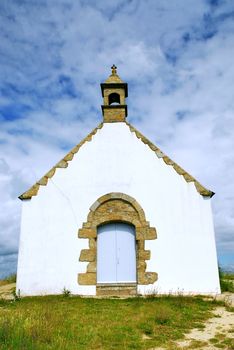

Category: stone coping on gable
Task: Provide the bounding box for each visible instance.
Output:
[19,121,214,200]
[18,122,104,200]
[125,122,214,198]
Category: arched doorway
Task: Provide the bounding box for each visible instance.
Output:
[78,192,158,295]
[97,222,136,283]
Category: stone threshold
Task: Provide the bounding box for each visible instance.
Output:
[96,283,137,297]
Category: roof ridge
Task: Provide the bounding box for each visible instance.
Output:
[19,122,104,200]
[125,121,214,197]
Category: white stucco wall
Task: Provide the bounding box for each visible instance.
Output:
[16,122,220,296]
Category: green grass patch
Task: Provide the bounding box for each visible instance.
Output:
[210,332,234,349]
[223,273,234,281]
[0,295,223,350]
[188,340,209,348]
[219,268,234,293]
[0,273,16,286]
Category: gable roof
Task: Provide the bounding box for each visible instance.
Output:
[19,122,214,200]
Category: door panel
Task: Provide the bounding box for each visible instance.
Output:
[116,223,136,282]
[97,222,136,283]
[97,223,116,283]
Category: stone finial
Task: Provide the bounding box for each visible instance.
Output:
[111,64,117,75]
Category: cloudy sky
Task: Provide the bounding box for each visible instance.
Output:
[0,0,234,278]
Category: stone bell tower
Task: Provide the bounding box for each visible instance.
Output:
[101,65,128,122]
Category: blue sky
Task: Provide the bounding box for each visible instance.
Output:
[0,0,234,277]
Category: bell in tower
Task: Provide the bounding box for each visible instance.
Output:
[101,65,128,122]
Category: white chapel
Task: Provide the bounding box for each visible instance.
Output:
[17,66,220,296]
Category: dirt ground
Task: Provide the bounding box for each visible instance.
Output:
[175,305,234,349]
[0,284,233,349]
[0,282,15,300]
[151,293,234,350]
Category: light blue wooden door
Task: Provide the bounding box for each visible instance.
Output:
[97,223,136,283]
[97,223,116,283]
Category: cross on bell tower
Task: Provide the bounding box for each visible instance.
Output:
[111,64,117,75]
[100,65,128,123]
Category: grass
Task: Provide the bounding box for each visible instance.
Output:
[0,295,225,350]
[210,332,234,349]
[0,273,16,286]
[223,273,234,280]
[219,268,234,293]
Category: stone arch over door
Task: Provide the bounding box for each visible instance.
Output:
[78,193,158,287]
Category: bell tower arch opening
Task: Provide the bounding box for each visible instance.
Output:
[108,92,120,105]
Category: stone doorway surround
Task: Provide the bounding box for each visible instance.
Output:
[78,193,158,295]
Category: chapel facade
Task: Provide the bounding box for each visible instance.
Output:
[17,67,220,296]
